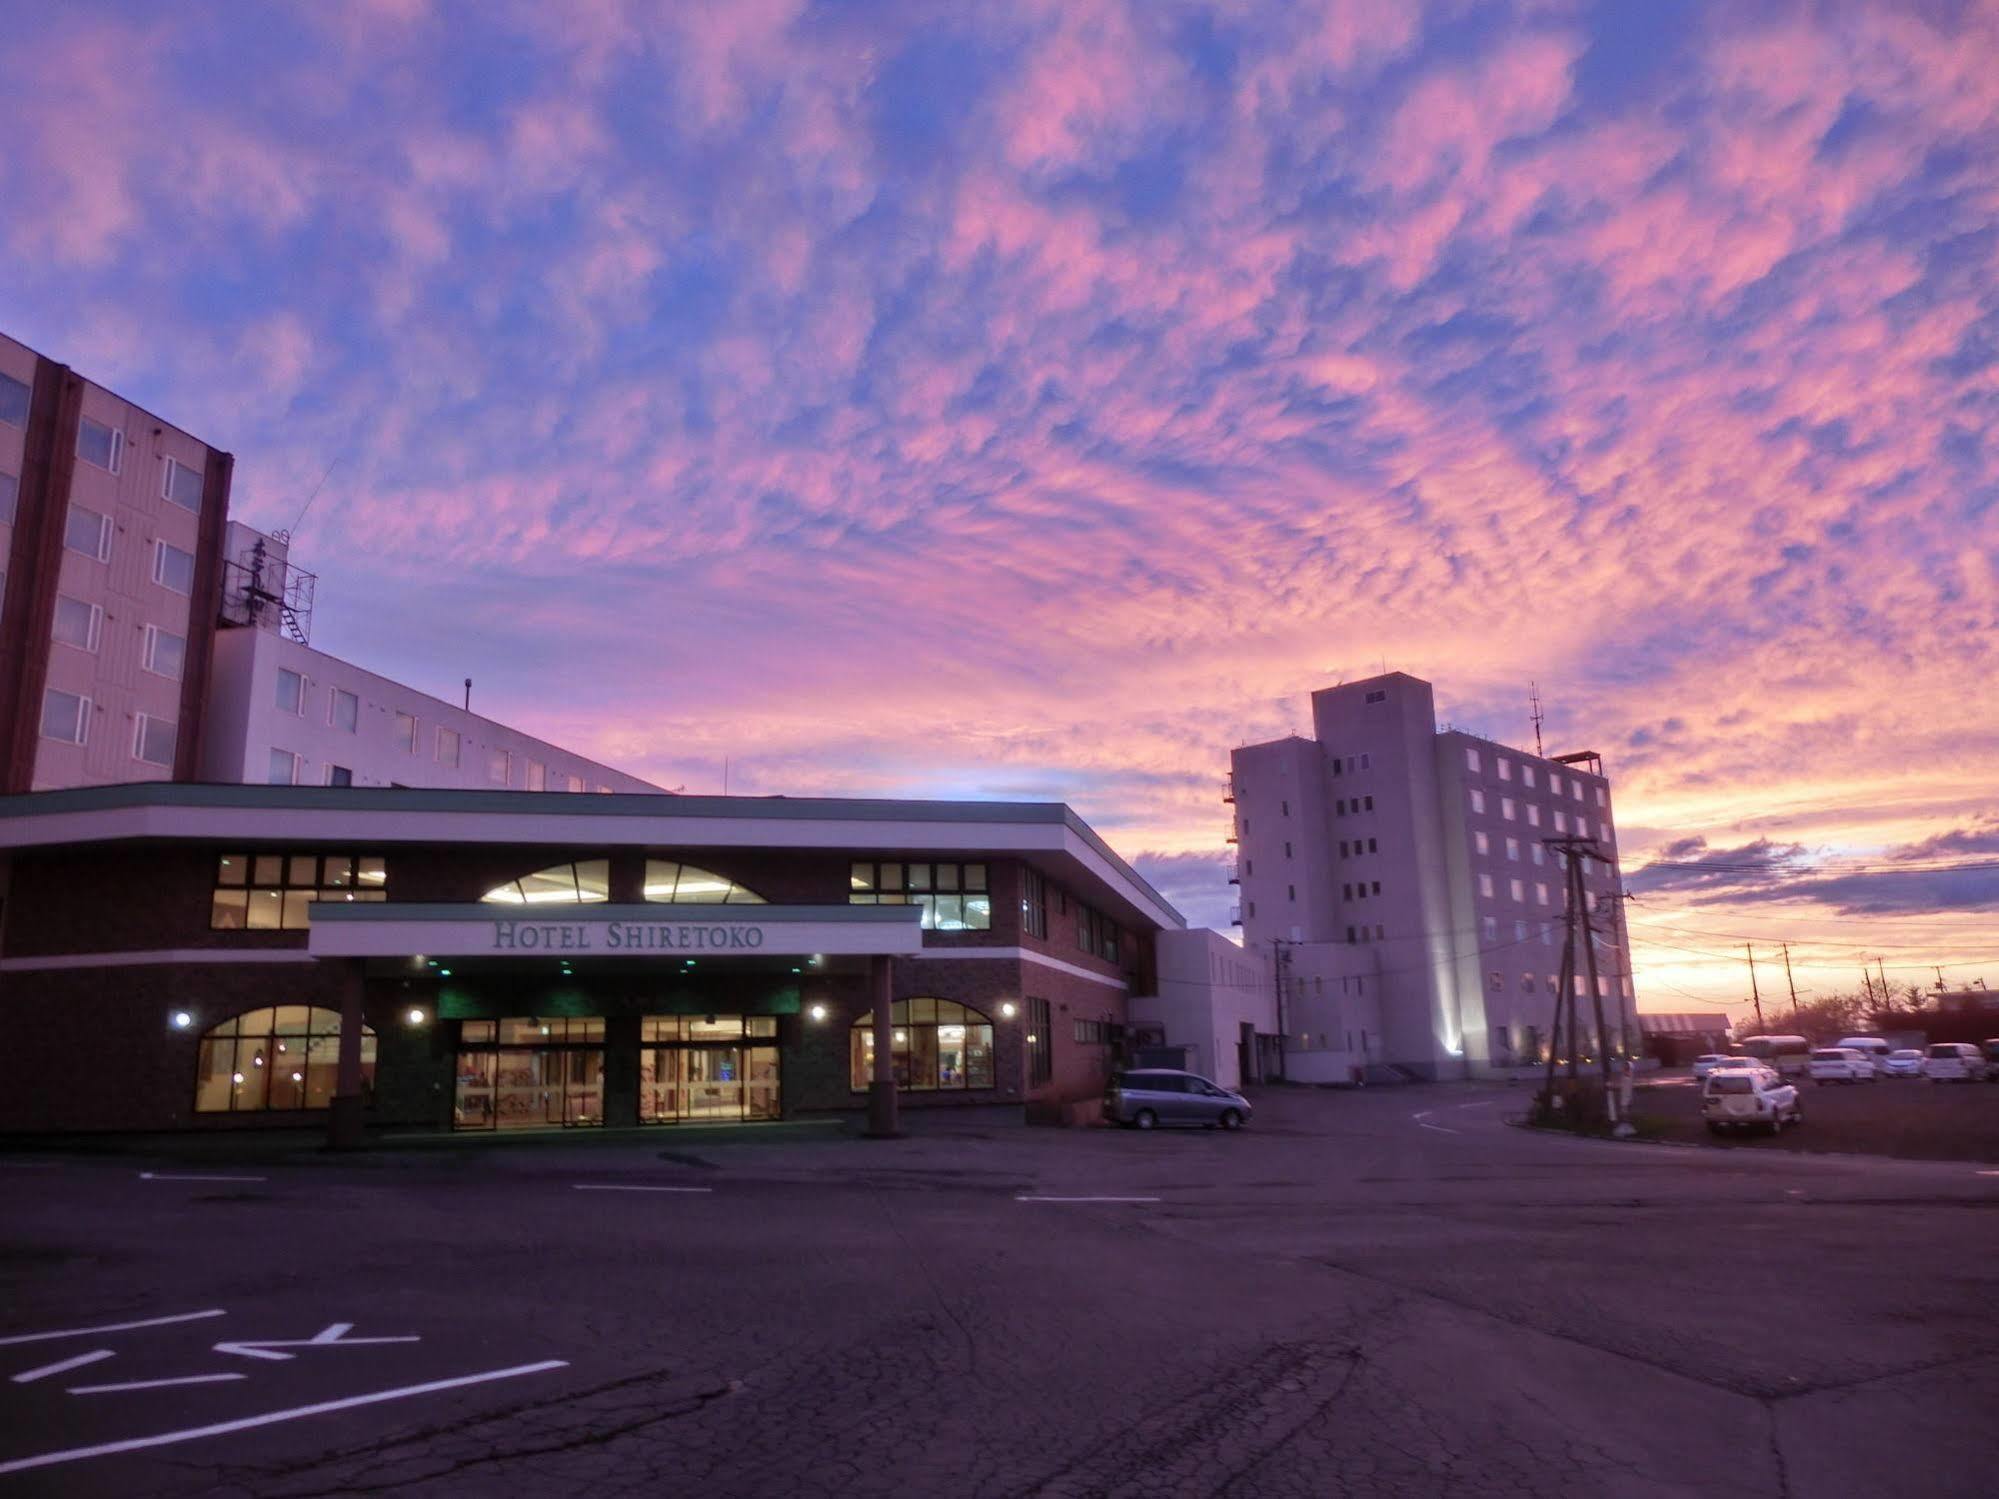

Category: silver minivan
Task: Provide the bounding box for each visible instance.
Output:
[1104,1069,1252,1131]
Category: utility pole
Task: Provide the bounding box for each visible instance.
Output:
[1862,969,1877,1008]
[1781,943,1799,1021]
[1541,837,1613,1108]
[1935,965,1945,992]
[1746,944,1764,1032]
[1876,957,1891,1009]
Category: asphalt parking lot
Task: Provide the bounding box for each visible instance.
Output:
[1636,1069,1999,1161]
[3,1086,1996,1498]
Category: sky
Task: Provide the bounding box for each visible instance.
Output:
[3,0,1995,1018]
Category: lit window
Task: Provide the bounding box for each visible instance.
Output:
[487,748,510,785]
[133,714,176,767]
[1474,831,1489,856]
[850,861,991,931]
[1479,873,1494,898]
[1509,877,1525,902]
[641,861,767,904]
[51,595,102,652]
[1526,804,1542,828]
[152,540,195,594]
[161,456,205,511]
[276,668,304,715]
[1469,788,1486,814]
[0,372,28,426]
[77,416,123,473]
[193,1006,376,1114]
[481,859,613,905]
[1596,786,1607,807]
[210,852,387,930]
[1505,837,1519,861]
[1465,747,1480,772]
[1572,781,1584,801]
[1549,775,1564,798]
[1481,917,1498,942]
[526,758,546,791]
[1497,758,1512,781]
[564,772,585,792]
[1535,882,1549,906]
[436,726,461,768]
[1554,810,1568,833]
[850,999,997,1092]
[330,688,359,733]
[40,688,90,745]
[1532,843,1545,866]
[1502,797,1518,821]
[1522,765,1536,788]
[64,504,112,561]
[142,625,186,679]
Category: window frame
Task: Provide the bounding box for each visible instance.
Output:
[849,998,998,1093]
[132,712,176,767]
[329,687,360,734]
[268,748,300,785]
[1026,997,1053,1086]
[161,455,206,512]
[210,851,388,931]
[63,504,113,562]
[194,1006,376,1114]
[152,538,196,595]
[1021,867,1047,939]
[51,594,103,653]
[0,371,29,427]
[849,861,992,931]
[39,688,90,746]
[77,416,123,474]
[436,726,461,768]
[142,623,187,680]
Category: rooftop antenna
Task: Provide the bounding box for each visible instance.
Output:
[463,678,472,712]
[1530,681,1545,758]
[288,457,340,539]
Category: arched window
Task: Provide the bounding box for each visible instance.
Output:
[480,859,611,905]
[850,999,995,1092]
[193,1006,376,1114]
[643,861,766,904]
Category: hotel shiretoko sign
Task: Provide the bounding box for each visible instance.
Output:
[491,918,765,953]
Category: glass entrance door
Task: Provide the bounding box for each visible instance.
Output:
[638,1016,781,1124]
[454,1018,605,1130]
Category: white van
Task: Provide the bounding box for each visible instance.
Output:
[1835,1036,1893,1074]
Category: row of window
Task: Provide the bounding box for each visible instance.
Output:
[849,861,993,931]
[1327,752,1371,775]
[1466,788,1608,840]
[49,597,187,677]
[37,689,177,764]
[1479,873,1552,907]
[1338,837,1379,858]
[1073,1019,1111,1045]
[195,1006,375,1114]
[852,999,997,1091]
[61,504,198,590]
[1342,880,1382,901]
[1465,746,1609,807]
[1487,970,1632,998]
[1346,923,1387,944]
[1334,795,1375,816]
[211,852,390,930]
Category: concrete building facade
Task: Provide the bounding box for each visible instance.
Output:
[1231,673,1636,1079]
[1130,928,1280,1091]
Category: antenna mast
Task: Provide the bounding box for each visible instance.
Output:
[1529,681,1545,758]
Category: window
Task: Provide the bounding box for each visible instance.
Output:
[77,416,122,473]
[1021,867,1047,939]
[1576,817,1590,839]
[395,710,418,753]
[436,726,461,768]
[1501,796,1517,821]
[152,540,195,594]
[1465,747,1481,772]
[1281,800,1289,816]
[1572,781,1584,802]
[1489,971,1503,991]
[210,852,388,930]
[276,668,304,715]
[1509,877,1525,902]
[40,689,89,745]
[133,714,176,766]
[1522,765,1536,788]
[325,765,353,786]
[1548,775,1564,798]
[1482,916,1498,942]
[142,625,186,680]
[1474,831,1489,856]
[1531,843,1546,866]
[850,862,991,930]
[1469,788,1485,814]
[1370,880,1381,895]
[194,1007,376,1113]
[642,861,766,903]
[1365,689,1386,703]
[1526,804,1542,828]
[1284,841,1292,857]
[1346,926,1356,944]
[1535,882,1550,906]
[1026,997,1052,1086]
[851,999,997,1092]
[1505,837,1519,861]
[526,758,546,791]
[1514,920,1528,941]
[1339,840,1349,857]
[64,504,112,561]
[1522,973,1537,992]
[1367,838,1377,853]
[51,595,102,652]
[1073,1018,1110,1045]
[1479,873,1495,898]
[1,470,17,523]
[1596,785,1607,807]
[1342,883,1352,900]
[1360,753,1371,769]
[0,372,28,426]
[1288,884,1296,901]
[1497,758,1512,781]
[564,772,585,792]
[1554,810,1568,833]
[161,456,205,511]
[482,860,613,905]
[487,748,510,785]
[1364,795,1374,810]
[330,688,359,733]
[1075,902,1121,961]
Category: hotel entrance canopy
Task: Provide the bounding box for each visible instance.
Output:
[307,902,927,960]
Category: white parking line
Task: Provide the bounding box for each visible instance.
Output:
[0,1309,226,1347]
[571,1184,714,1194]
[1978,1169,1999,1177]
[1411,1112,1460,1134]
[1455,1100,1496,1110]
[70,1373,246,1395]
[10,1350,113,1383]
[1014,1195,1161,1203]
[138,1172,267,1184]
[0,1360,570,1476]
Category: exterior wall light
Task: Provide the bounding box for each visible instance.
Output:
[406,1007,428,1026]
[809,1003,828,1022]
[170,1010,194,1030]
[1000,1002,1018,1019]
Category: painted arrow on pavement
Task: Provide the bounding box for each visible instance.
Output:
[214,1323,420,1362]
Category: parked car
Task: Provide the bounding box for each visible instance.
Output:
[1104,1070,1252,1131]
[1882,1048,1926,1078]
[1691,1055,1763,1080]
[1702,1070,1802,1134]
[1984,1040,1999,1081]
[1922,1043,1989,1083]
[1834,1036,1893,1073]
[1807,1048,1877,1084]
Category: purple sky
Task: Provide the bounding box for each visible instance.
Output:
[4,1,1996,1014]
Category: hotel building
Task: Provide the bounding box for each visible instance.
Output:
[1231,673,1636,1079]
[0,784,1180,1136]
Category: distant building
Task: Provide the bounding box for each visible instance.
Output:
[0,330,232,792]
[1129,928,1281,1090]
[1637,1011,1733,1065]
[1231,672,1636,1079]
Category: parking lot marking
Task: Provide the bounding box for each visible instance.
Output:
[572,1184,714,1194]
[10,1350,113,1383]
[1014,1195,1161,1203]
[0,1309,226,1347]
[138,1172,267,1184]
[1411,1111,1460,1135]
[70,1373,246,1395]
[214,1322,421,1361]
[1978,1169,1999,1177]
[0,1359,570,1477]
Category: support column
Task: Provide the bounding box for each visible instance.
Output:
[866,954,899,1138]
[327,959,368,1150]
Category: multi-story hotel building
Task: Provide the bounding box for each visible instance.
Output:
[1231,672,1636,1079]
[0,330,232,793]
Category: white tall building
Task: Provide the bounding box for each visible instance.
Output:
[1230,673,1636,1080]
